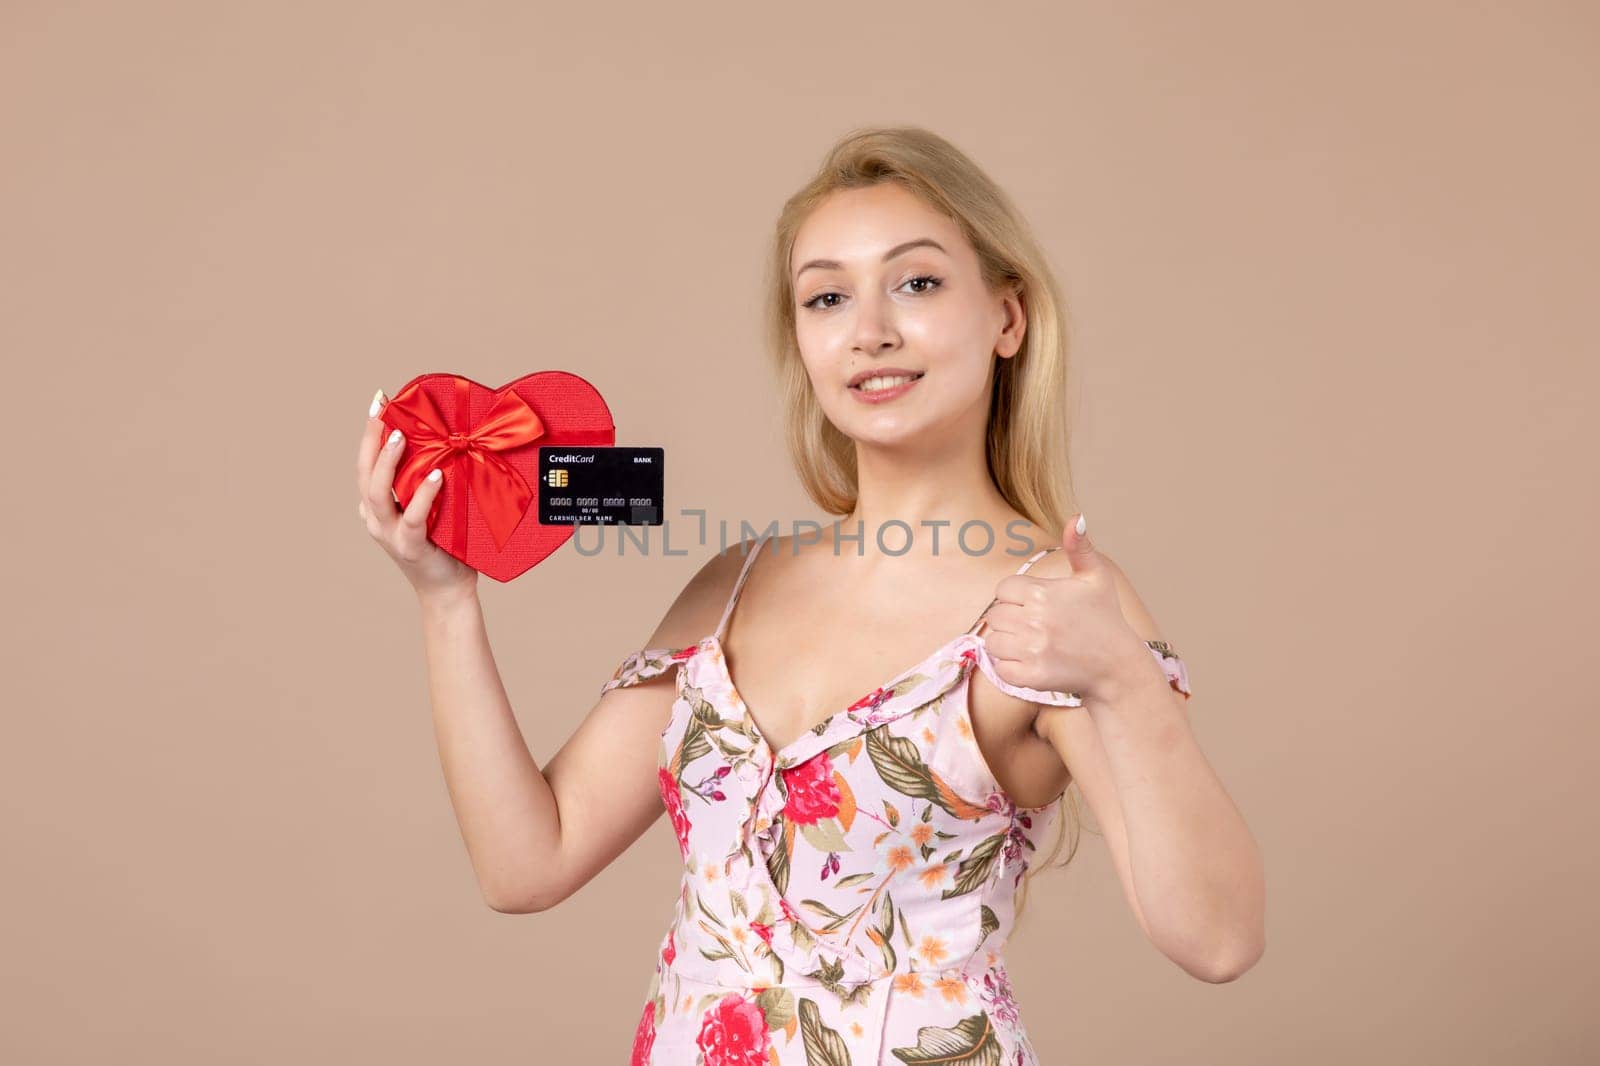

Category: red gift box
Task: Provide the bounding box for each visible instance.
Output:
[379,371,615,582]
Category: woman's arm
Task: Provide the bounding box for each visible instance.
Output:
[416,548,737,914]
[1032,551,1265,982]
[358,397,736,914]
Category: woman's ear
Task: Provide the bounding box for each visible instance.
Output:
[995,283,1026,358]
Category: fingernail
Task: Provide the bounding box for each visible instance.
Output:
[387,429,402,448]
[369,389,385,418]
[1075,513,1087,536]
[427,468,441,481]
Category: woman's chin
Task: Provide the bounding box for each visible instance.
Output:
[834,416,941,449]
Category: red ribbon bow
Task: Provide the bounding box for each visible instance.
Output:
[386,377,545,553]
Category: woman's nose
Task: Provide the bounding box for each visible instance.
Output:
[849,293,899,353]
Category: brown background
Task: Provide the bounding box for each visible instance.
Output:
[4,1,1595,1061]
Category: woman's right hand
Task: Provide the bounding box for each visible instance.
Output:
[356,389,479,602]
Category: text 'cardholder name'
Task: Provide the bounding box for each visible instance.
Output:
[538,446,664,525]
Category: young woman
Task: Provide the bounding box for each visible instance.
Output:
[355,126,1264,1064]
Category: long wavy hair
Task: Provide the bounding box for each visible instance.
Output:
[761,125,1092,918]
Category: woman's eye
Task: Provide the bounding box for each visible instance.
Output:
[800,275,943,312]
[801,292,844,310]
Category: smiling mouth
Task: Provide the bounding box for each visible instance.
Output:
[849,371,926,392]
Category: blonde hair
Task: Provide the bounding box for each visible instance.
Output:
[761,125,1092,916]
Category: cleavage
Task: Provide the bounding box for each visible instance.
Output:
[722,621,962,754]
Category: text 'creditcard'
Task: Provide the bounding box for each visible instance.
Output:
[538,446,664,525]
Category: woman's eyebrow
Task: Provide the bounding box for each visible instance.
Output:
[794,237,947,282]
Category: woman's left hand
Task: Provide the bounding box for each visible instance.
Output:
[980,514,1160,703]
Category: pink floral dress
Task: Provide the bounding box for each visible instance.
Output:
[601,533,1192,1065]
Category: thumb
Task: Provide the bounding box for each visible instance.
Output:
[1060,512,1100,574]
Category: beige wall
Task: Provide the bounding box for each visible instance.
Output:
[3,1,1595,1061]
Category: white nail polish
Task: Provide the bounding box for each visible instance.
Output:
[369,389,384,417]
[427,468,441,481]
[387,429,402,448]
[1075,513,1087,536]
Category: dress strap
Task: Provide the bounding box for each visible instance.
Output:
[713,532,774,641]
[963,545,1063,636]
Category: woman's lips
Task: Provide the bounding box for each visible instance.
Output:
[849,372,924,404]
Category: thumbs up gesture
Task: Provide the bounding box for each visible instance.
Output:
[981,514,1159,704]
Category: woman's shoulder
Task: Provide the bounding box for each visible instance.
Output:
[599,538,764,694]
[638,534,771,649]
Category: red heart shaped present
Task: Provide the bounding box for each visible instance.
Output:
[379,371,615,582]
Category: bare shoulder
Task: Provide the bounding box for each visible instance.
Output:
[636,535,770,651]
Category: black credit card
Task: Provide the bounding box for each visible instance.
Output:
[537,446,664,525]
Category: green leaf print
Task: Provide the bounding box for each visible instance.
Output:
[766,816,791,895]
[696,890,726,927]
[869,892,898,970]
[797,998,853,1066]
[979,904,999,945]
[832,871,875,889]
[756,986,797,1031]
[941,832,1007,900]
[889,1014,1003,1065]
[686,686,723,728]
[710,730,749,758]
[800,897,865,934]
[865,731,990,820]
[669,685,728,771]
[676,725,712,773]
[697,921,752,973]
[866,926,897,972]
[799,818,850,853]
[799,956,874,1009]
[805,956,845,990]
[839,983,874,1009]
[866,730,936,800]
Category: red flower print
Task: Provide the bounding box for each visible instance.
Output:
[629,1001,656,1066]
[778,897,799,923]
[661,930,676,966]
[658,768,693,859]
[694,992,770,1066]
[780,752,842,826]
[959,647,979,671]
[749,921,774,946]
[671,645,699,661]
[846,686,889,712]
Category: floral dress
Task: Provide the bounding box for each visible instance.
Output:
[600,532,1192,1065]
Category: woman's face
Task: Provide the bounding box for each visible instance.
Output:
[789,183,1023,448]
